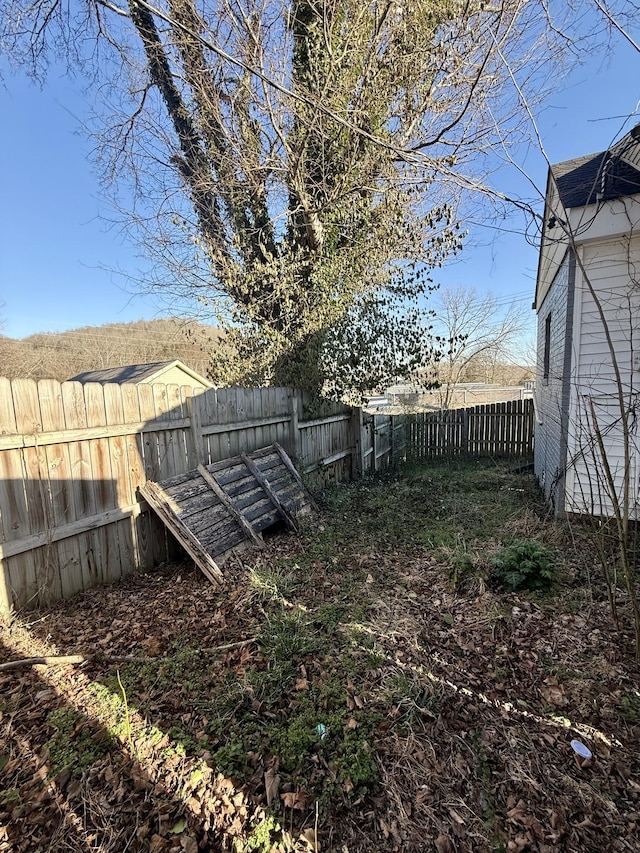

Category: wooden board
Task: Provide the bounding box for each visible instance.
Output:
[140,444,313,586]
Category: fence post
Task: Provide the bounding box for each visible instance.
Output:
[461,407,469,459]
[0,566,11,617]
[389,415,395,466]
[350,406,365,480]
[289,392,301,464]
[372,416,379,472]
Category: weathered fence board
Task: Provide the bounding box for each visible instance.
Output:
[406,399,534,460]
[0,380,382,612]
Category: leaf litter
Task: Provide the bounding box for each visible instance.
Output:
[1,460,639,852]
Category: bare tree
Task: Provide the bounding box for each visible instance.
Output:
[425,285,530,408]
[1,0,587,395]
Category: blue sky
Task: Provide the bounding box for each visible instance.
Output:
[1,20,638,341]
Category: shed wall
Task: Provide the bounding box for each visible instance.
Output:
[564,235,640,516]
[534,254,573,510]
[143,366,206,387]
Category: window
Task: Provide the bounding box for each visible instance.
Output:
[543,313,551,380]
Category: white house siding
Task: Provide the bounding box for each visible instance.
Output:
[564,235,640,517]
[534,253,574,510]
[536,180,567,310]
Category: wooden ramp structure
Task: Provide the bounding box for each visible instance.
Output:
[139,444,312,587]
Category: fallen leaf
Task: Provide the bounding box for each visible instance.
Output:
[265,768,280,807]
[300,827,318,851]
[281,790,312,810]
[170,818,186,834]
[448,808,465,825]
[181,837,198,853]
[435,836,455,853]
[541,680,567,707]
[507,800,528,823]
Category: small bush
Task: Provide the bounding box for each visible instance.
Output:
[449,552,476,590]
[491,540,555,591]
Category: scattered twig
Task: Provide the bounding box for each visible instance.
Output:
[0,639,256,672]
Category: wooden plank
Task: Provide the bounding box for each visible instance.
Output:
[0,379,30,545]
[204,526,247,558]
[298,413,351,430]
[274,442,311,499]
[0,418,193,450]
[165,383,184,478]
[244,497,276,523]
[228,389,242,458]
[136,384,157,480]
[165,383,189,562]
[38,379,78,601]
[212,462,254,487]
[225,475,263,499]
[59,381,96,594]
[188,510,235,539]
[11,379,49,607]
[140,482,224,587]
[176,497,233,526]
[234,487,269,512]
[84,382,120,586]
[303,448,352,474]
[119,385,148,572]
[0,378,34,611]
[104,384,136,577]
[216,388,232,459]
[152,384,172,480]
[202,387,221,463]
[185,386,205,466]
[241,452,298,531]
[252,389,265,453]
[253,509,281,532]
[289,393,301,463]
[197,464,263,547]
[0,503,146,559]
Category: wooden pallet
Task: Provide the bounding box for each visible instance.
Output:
[139,444,312,587]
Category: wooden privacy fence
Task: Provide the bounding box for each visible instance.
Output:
[406,399,534,459]
[0,379,406,613]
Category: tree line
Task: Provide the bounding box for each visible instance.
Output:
[0,319,220,382]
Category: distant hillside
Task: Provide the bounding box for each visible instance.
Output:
[0,319,222,382]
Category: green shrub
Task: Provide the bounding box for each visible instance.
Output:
[491,540,555,591]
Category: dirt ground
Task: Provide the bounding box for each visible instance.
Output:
[1,461,639,852]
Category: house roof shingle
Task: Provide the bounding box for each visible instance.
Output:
[551,130,640,209]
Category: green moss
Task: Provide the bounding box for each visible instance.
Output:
[243,815,282,852]
[213,732,260,781]
[619,690,640,722]
[46,708,113,778]
[0,788,21,808]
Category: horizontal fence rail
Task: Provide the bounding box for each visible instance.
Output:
[406,399,534,460]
